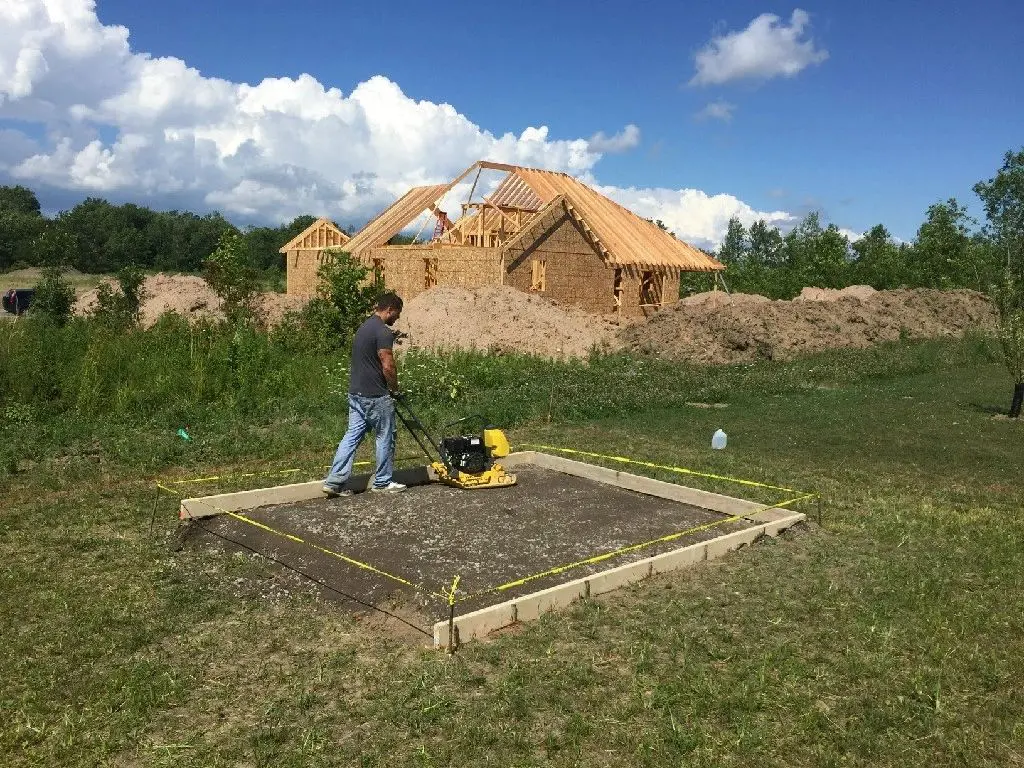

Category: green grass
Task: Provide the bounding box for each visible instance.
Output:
[0,266,109,292]
[1,330,1022,766]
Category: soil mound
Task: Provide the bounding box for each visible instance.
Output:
[71,274,996,365]
[793,284,878,302]
[620,288,996,364]
[395,286,620,358]
[74,274,310,327]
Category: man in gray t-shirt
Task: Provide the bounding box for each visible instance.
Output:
[323,292,406,496]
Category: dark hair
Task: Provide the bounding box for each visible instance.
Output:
[376,292,403,312]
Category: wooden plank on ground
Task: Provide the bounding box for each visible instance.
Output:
[179,465,434,519]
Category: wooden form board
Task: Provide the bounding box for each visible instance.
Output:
[178,465,435,520]
[435,451,806,647]
[177,451,806,650]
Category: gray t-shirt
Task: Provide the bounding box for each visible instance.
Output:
[349,314,394,397]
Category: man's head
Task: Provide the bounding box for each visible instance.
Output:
[374,292,403,326]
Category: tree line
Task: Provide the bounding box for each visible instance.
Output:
[3,153,1019,299]
[698,200,1005,300]
[1,147,1022,416]
[0,186,340,280]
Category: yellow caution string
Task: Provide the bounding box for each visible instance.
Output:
[155,482,183,497]
[167,468,304,485]
[456,493,815,603]
[165,481,447,603]
[220,508,449,602]
[221,509,448,599]
[520,443,805,494]
[163,455,427,486]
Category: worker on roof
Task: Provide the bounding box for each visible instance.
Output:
[323,292,406,497]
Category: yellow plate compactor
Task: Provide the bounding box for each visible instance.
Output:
[395,397,517,490]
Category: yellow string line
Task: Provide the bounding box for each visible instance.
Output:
[163,456,426,486]
[456,493,815,603]
[158,446,817,611]
[221,509,449,601]
[158,482,448,602]
[167,468,304,485]
[155,482,182,496]
[521,443,805,494]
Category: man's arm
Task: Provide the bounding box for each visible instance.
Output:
[378,348,399,394]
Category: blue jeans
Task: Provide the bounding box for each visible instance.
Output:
[324,394,397,490]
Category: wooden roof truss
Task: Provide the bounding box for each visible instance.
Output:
[278,217,349,253]
[342,160,723,272]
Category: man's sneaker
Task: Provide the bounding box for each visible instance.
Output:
[322,485,352,498]
[370,481,407,493]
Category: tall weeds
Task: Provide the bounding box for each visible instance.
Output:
[0,314,1001,478]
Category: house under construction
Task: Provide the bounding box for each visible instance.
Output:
[282,161,724,317]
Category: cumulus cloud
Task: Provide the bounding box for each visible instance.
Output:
[591,180,796,251]
[587,124,641,154]
[690,9,828,86]
[1,0,796,248]
[694,100,736,123]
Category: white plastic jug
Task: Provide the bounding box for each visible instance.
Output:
[711,429,727,450]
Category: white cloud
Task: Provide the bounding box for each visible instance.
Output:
[694,100,736,123]
[837,227,863,242]
[590,180,796,250]
[690,9,828,86]
[587,124,640,154]
[1,0,798,248]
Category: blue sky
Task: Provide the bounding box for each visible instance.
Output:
[2,0,1022,246]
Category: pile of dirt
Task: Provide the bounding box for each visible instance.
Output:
[793,285,878,302]
[70,274,998,365]
[620,287,997,364]
[395,286,620,358]
[258,292,311,326]
[74,274,310,327]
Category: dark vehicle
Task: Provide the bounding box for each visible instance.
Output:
[2,289,35,315]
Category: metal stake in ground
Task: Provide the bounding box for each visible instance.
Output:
[448,577,464,655]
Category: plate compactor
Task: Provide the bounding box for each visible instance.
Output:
[395,397,517,490]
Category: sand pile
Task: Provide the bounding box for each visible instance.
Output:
[395,285,620,358]
[620,287,997,364]
[74,274,310,327]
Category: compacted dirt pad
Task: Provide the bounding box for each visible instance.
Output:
[185,466,756,635]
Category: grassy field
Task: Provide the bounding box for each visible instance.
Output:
[1,334,1022,767]
[0,266,109,292]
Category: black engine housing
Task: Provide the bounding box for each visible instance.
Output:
[440,435,488,474]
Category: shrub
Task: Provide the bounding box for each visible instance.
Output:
[30,267,76,325]
[204,231,262,326]
[91,265,148,330]
[992,271,1024,417]
[282,250,381,352]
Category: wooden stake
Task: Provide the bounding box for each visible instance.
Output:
[149,485,161,537]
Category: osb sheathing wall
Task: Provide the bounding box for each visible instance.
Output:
[504,211,613,313]
[286,249,332,297]
[503,212,680,317]
[365,245,502,302]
